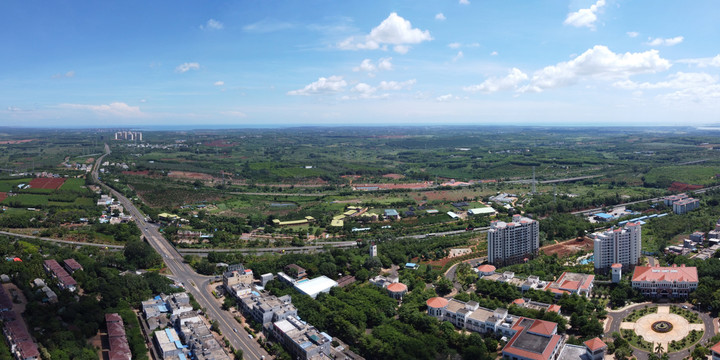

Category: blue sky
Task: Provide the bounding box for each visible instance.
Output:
[1,0,719,128]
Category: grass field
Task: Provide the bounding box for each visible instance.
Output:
[59,178,86,191]
[0,178,32,192]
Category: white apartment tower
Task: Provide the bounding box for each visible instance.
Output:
[487,215,539,266]
[369,243,377,257]
[591,223,642,271]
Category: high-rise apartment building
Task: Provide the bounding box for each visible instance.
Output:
[591,223,641,271]
[487,215,539,266]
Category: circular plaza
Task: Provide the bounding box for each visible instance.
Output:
[618,305,707,353]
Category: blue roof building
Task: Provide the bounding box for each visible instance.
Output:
[384,209,399,217]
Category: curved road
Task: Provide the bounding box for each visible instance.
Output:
[94,144,269,360]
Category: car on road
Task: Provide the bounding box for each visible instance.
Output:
[682,305,688,309]
[233,328,238,333]
[248,334,253,339]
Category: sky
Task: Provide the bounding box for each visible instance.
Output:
[1,0,719,128]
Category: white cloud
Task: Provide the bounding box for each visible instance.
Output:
[201,19,224,30]
[613,72,717,90]
[564,0,606,29]
[520,45,671,92]
[378,79,416,90]
[353,59,376,73]
[436,94,455,102]
[490,51,498,56]
[459,0,470,4]
[59,102,144,117]
[351,83,382,99]
[243,19,294,33]
[627,31,639,38]
[139,99,147,103]
[448,42,462,49]
[677,55,720,68]
[52,70,75,79]
[659,84,720,103]
[453,51,464,62]
[214,81,225,86]
[7,106,21,112]
[377,57,393,71]
[220,111,247,117]
[338,13,432,53]
[175,62,200,73]
[287,76,347,95]
[646,36,684,46]
[353,58,393,76]
[464,68,528,93]
[435,13,446,21]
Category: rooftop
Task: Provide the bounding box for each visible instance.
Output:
[426,297,448,308]
[632,264,698,283]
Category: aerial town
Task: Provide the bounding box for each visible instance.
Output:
[2,1,720,360]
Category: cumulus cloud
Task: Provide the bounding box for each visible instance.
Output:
[564,0,606,29]
[176,62,200,73]
[659,84,720,103]
[59,102,144,117]
[353,58,393,76]
[338,13,432,53]
[378,79,416,90]
[677,55,720,68]
[7,106,22,112]
[519,45,671,93]
[613,72,717,90]
[435,13,446,21]
[646,36,684,46]
[464,68,528,93]
[627,31,639,38]
[448,42,461,49]
[214,81,225,86]
[490,51,498,56]
[287,76,347,95]
[201,19,224,30]
[459,0,470,4]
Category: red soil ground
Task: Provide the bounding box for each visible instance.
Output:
[0,139,34,144]
[122,170,150,176]
[382,173,405,180]
[0,192,7,202]
[540,237,594,258]
[29,177,66,190]
[168,171,215,180]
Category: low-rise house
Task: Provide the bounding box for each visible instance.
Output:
[166,293,193,316]
[711,340,720,360]
[631,264,698,298]
[284,264,307,280]
[511,298,561,314]
[42,260,77,292]
[544,272,594,297]
[154,328,186,359]
[501,318,563,360]
[223,265,253,292]
[386,283,408,300]
[106,313,132,360]
[240,293,297,326]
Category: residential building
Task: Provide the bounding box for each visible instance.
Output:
[369,274,399,288]
[62,258,83,274]
[426,298,519,337]
[384,209,400,220]
[154,328,185,359]
[476,264,496,276]
[369,243,377,257]
[272,316,332,360]
[631,264,698,298]
[240,293,297,325]
[544,272,594,297]
[180,321,229,360]
[673,198,700,214]
[284,264,307,280]
[664,193,688,206]
[42,259,77,292]
[511,299,561,314]
[591,223,642,271]
[166,293,193,316]
[222,266,253,292]
[106,313,132,360]
[487,215,539,266]
[611,263,622,283]
[0,286,39,360]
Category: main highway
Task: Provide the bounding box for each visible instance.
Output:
[93,144,269,360]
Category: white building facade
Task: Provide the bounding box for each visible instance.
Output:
[487,215,539,266]
[591,223,642,271]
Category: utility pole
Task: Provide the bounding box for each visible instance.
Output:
[531,166,536,194]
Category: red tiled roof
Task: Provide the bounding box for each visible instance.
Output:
[426,297,449,308]
[477,264,496,273]
[611,263,622,268]
[512,298,525,305]
[502,320,562,360]
[560,280,580,291]
[105,313,123,323]
[632,265,698,283]
[387,283,408,292]
[547,304,561,313]
[584,337,607,351]
[528,319,557,336]
[711,340,720,354]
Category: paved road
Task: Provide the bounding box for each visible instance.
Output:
[605,302,716,360]
[94,144,269,360]
[572,184,720,216]
[178,241,358,256]
[0,230,124,249]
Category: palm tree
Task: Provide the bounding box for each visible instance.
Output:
[655,342,664,354]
